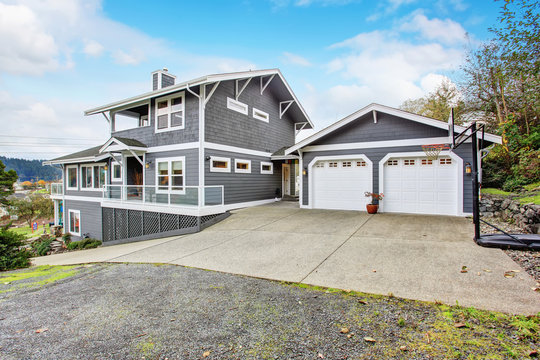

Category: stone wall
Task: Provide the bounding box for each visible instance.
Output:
[480,194,540,234]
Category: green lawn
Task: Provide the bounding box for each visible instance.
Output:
[10,225,51,238]
[481,188,513,196]
[518,194,540,205]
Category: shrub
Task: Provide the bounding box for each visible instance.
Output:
[62,232,72,244]
[67,239,101,251]
[66,242,79,250]
[0,228,31,271]
[32,238,54,257]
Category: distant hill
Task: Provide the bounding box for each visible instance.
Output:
[0,156,62,182]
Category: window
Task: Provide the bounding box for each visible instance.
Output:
[66,165,78,190]
[139,115,149,127]
[315,162,325,168]
[356,161,367,167]
[328,162,338,168]
[227,97,248,115]
[80,164,106,190]
[155,93,185,132]
[111,162,122,181]
[387,160,398,166]
[421,159,433,165]
[68,210,81,236]
[260,161,273,174]
[210,156,231,173]
[440,158,452,165]
[234,159,251,173]
[156,157,185,193]
[252,107,269,122]
[342,161,352,167]
[404,159,415,166]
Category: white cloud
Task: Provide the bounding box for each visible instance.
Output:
[0,3,59,75]
[83,40,104,57]
[112,49,144,65]
[283,52,312,67]
[400,12,468,45]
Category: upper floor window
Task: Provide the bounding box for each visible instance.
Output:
[252,107,269,122]
[66,165,78,190]
[235,159,251,173]
[80,164,106,190]
[227,97,248,115]
[156,93,185,132]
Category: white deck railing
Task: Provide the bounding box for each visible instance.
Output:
[102,185,225,208]
[50,182,63,196]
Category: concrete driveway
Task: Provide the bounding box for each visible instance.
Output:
[33,202,540,315]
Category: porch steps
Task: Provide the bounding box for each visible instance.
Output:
[282,195,299,202]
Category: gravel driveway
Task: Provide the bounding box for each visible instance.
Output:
[1,263,538,359]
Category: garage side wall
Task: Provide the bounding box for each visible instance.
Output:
[301,143,473,214]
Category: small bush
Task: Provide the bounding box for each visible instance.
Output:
[0,228,31,271]
[62,232,72,244]
[66,242,78,250]
[67,239,101,251]
[32,238,54,256]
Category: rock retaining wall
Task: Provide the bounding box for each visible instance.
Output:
[480,194,540,234]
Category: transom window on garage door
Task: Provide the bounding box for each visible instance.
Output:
[440,158,452,165]
[387,159,398,166]
[356,161,366,167]
[421,159,433,165]
[342,161,352,167]
[315,162,325,168]
[404,159,415,166]
[328,162,338,168]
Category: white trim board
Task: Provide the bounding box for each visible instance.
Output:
[302,137,453,152]
[285,103,501,155]
[378,151,464,217]
[306,154,373,210]
[146,142,199,153]
[204,142,272,157]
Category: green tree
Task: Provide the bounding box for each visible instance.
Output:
[0,160,18,206]
[400,79,466,122]
[0,225,31,271]
[11,194,53,227]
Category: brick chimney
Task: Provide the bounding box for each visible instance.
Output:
[151,68,176,91]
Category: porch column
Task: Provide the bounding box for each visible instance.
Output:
[53,200,59,226]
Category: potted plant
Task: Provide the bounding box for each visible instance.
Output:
[364,192,384,214]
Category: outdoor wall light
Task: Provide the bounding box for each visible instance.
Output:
[302,167,307,176]
[104,164,108,171]
[205,156,211,161]
[145,161,151,169]
[465,163,472,175]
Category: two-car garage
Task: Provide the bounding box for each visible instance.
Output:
[309,153,461,216]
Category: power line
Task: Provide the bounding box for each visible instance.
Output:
[0,134,103,141]
[0,143,98,147]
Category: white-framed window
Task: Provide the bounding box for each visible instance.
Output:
[252,107,269,122]
[260,161,273,174]
[234,159,251,174]
[328,162,338,168]
[404,159,415,166]
[68,209,81,236]
[111,162,122,182]
[66,165,78,190]
[440,158,452,165]
[156,156,185,193]
[342,161,352,168]
[210,156,231,173]
[139,115,149,127]
[155,92,185,132]
[356,161,367,167]
[80,164,106,191]
[387,160,398,166]
[227,97,248,115]
[315,162,325,168]
[421,159,433,165]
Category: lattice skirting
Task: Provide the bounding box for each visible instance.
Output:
[102,208,205,244]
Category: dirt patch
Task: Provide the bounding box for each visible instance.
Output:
[0,263,538,359]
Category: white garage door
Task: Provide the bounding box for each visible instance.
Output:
[383,156,458,215]
[312,159,371,211]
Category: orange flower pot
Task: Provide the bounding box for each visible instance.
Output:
[366,204,379,214]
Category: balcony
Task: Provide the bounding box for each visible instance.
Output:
[50,182,63,196]
[102,185,225,216]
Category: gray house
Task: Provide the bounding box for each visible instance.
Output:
[46,69,313,244]
[284,103,501,216]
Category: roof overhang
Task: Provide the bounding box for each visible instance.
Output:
[270,155,300,161]
[285,103,502,155]
[43,153,110,166]
[99,137,147,154]
[84,69,314,130]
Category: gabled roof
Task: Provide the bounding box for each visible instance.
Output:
[285,103,502,155]
[99,137,147,154]
[84,68,313,129]
[43,145,109,165]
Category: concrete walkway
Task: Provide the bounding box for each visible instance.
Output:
[33,202,540,315]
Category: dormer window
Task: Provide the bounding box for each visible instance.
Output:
[156,92,185,132]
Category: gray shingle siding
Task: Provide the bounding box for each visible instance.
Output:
[301,144,473,213]
[162,74,175,88]
[152,73,158,91]
[112,91,199,146]
[205,79,295,153]
[64,199,102,240]
[144,149,199,186]
[204,149,282,204]
[312,112,448,145]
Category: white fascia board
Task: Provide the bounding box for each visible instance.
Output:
[45,156,103,166]
[204,142,272,157]
[302,137,452,152]
[285,103,501,154]
[270,155,300,160]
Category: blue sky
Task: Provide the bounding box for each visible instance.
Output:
[0,0,502,159]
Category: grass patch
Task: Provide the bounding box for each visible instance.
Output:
[481,188,513,196]
[523,182,540,191]
[518,193,540,205]
[0,265,81,293]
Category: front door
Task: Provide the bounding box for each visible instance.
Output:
[283,163,290,196]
